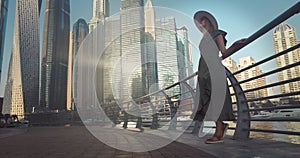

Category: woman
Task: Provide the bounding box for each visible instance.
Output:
[193,11,246,144]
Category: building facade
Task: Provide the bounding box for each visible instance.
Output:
[40,0,70,111]
[176,26,194,91]
[2,0,40,118]
[272,23,300,100]
[67,19,89,110]
[0,0,8,81]
[88,0,109,32]
[117,0,145,101]
[143,0,158,95]
[223,56,268,103]
[155,17,179,96]
[237,57,268,101]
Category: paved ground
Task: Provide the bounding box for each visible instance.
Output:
[0,126,216,158]
[0,126,299,158]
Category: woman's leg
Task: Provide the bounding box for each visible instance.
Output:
[214,121,224,138]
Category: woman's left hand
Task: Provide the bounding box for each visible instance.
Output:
[233,38,247,46]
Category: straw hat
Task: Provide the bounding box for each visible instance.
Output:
[194,11,218,31]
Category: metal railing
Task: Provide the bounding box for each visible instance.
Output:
[112,1,300,140]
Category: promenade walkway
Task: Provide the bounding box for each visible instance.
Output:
[0,126,299,158]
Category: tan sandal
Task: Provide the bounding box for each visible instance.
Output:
[205,136,224,144]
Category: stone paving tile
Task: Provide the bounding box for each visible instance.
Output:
[0,126,218,158]
[148,150,165,158]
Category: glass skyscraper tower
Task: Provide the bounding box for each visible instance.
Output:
[2,0,40,118]
[40,0,70,111]
[68,19,88,110]
[119,0,145,100]
[0,0,8,81]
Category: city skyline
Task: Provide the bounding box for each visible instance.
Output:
[0,0,300,96]
[1,0,300,97]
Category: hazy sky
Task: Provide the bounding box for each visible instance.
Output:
[1,0,299,96]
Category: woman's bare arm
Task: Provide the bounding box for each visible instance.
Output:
[215,35,247,56]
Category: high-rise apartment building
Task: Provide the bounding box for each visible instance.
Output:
[272,23,300,100]
[0,0,8,81]
[223,57,238,73]
[237,57,268,100]
[222,57,238,103]
[223,56,268,103]
[88,0,109,32]
[40,0,70,111]
[2,0,40,118]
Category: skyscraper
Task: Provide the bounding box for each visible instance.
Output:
[176,26,194,102]
[67,31,73,111]
[143,0,158,95]
[222,57,238,103]
[2,0,40,118]
[40,0,70,111]
[273,23,300,100]
[155,17,179,96]
[176,26,194,88]
[0,0,8,81]
[237,56,268,100]
[88,0,109,32]
[222,56,238,73]
[117,0,145,101]
[67,19,88,110]
[144,0,155,38]
[99,16,120,104]
[38,0,42,15]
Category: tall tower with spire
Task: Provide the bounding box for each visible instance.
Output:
[143,0,158,94]
[88,0,109,32]
[3,0,40,118]
[144,0,155,38]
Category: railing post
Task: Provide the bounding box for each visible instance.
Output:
[168,97,178,130]
[225,68,250,140]
[134,101,143,130]
[181,81,201,134]
[150,102,159,129]
[122,110,128,129]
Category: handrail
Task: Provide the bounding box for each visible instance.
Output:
[232,43,300,76]
[222,2,300,59]
[245,105,300,112]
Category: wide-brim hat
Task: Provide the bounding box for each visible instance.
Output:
[194,11,218,31]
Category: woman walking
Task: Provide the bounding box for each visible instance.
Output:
[193,11,246,144]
